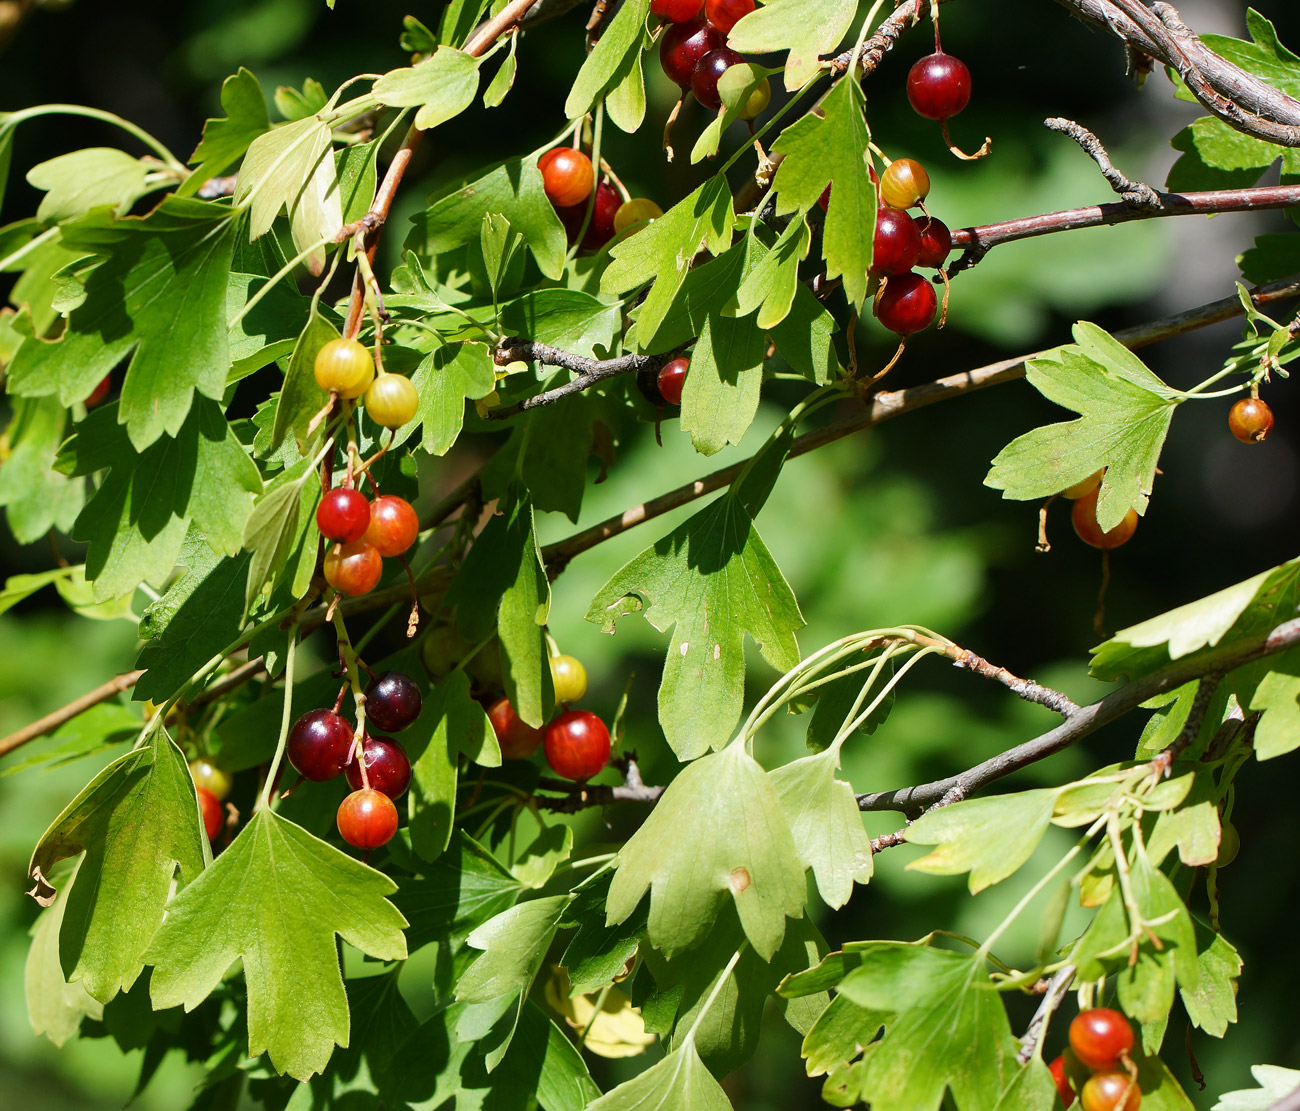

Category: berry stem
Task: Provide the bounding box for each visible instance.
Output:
[258,630,299,811]
[683,944,747,1045]
[331,608,372,789]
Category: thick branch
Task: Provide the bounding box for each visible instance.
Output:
[1053,0,1300,146]
[856,616,1300,816]
[541,274,1300,570]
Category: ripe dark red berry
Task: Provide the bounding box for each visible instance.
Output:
[871,208,923,276]
[337,788,399,850]
[488,696,545,760]
[324,540,383,596]
[704,0,754,33]
[907,52,972,120]
[544,709,611,782]
[288,709,355,781]
[1068,1008,1135,1072]
[344,736,412,800]
[558,180,622,251]
[658,357,689,406]
[914,215,953,269]
[1080,1071,1140,1111]
[660,19,724,88]
[538,147,594,208]
[317,488,371,543]
[197,786,224,842]
[1228,396,1273,443]
[1071,488,1138,550]
[364,495,419,558]
[875,272,937,336]
[364,671,422,733]
[691,47,743,110]
[652,0,702,20]
[1049,1055,1075,1108]
[85,374,112,407]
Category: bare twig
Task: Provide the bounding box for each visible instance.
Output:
[1044,117,1161,208]
[1018,965,1076,1063]
[486,339,682,418]
[0,670,144,759]
[950,648,1079,715]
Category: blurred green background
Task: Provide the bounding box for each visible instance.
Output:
[3,0,1300,1107]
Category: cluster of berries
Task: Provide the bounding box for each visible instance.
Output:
[538,146,664,253]
[287,670,422,850]
[189,758,233,843]
[1051,1008,1140,1110]
[654,1,769,118]
[317,486,419,596]
[313,337,419,429]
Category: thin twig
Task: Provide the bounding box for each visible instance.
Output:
[1044,117,1160,208]
[1018,965,1077,1063]
[0,670,144,758]
[486,340,682,418]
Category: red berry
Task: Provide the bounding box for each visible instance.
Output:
[538,147,594,209]
[1080,1072,1140,1111]
[85,374,111,407]
[875,272,937,337]
[658,357,688,407]
[871,208,923,276]
[691,47,743,110]
[914,215,953,269]
[364,671,423,733]
[344,735,412,800]
[704,0,755,33]
[1071,489,1138,551]
[364,495,419,558]
[324,540,383,596]
[337,788,399,850]
[660,19,724,88]
[287,709,355,781]
[544,709,611,782]
[197,786,224,842]
[907,52,972,120]
[488,697,545,760]
[557,180,622,251]
[1228,397,1273,443]
[1068,1009,1135,1072]
[316,488,371,543]
[651,0,702,20]
[1049,1055,1075,1108]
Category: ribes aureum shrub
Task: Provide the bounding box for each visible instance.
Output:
[3,1,1300,1109]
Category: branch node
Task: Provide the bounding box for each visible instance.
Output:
[1045,117,1162,209]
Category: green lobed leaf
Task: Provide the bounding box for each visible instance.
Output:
[1180,920,1241,1038]
[728,216,810,329]
[242,456,322,613]
[728,0,856,90]
[0,397,85,543]
[146,807,408,1080]
[27,148,152,225]
[402,340,497,455]
[678,308,766,456]
[27,725,207,1003]
[270,311,334,455]
[1214,1065,1300,1111]
[587,1040,731,1111]
[7,198,239,448]
[770,78,874,305]
[605,25,648,134]
[374,46,483,130]
[985,321,1180,531]
[183,67,270,194]
[565,0,650,120]
[559,873,646,996]
[498,288,621,360]
[587,490,804,757]
[25,861,104,1046]
[606,742,807,960]
[274,78,328,122]
[800,992,889,1078]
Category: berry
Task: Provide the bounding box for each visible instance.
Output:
[704,0,755,33]
[85,374,111,407]
[614,197,663,235]
[1228,396,1273,443]
[287,709,355,781]
[875,272,938,336]
[1071,488,1138,550]
[544,709,611,782]
[558,180,622,251]
[1068,1009,1135,1072]
[737,77,771,120]
[691,47,743,110]
[364,495,419,558]
[549,654,589,704]
[337,788,399,850]
[487,696,545,760]
[871,208,923,276]
[914,215,953,268]
[1080,1072,1140,1111]
[538,147,594,208]
[189,758,233,801]
[1062,469,1104,500]
[324,540,384,596]
[197,786,224,842]
[660,19,724,89]
[879,158,931,209]
[1049,1055,1075,1109]
[658,357,689,406]
[1218,820,1240,866]
[344,735,412,800]
[364,671,423,733]
[365,373,419,428]
[907,52,972,120]
[316,488,371,543]
[651,0,702,20]
[314,337,375,399]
